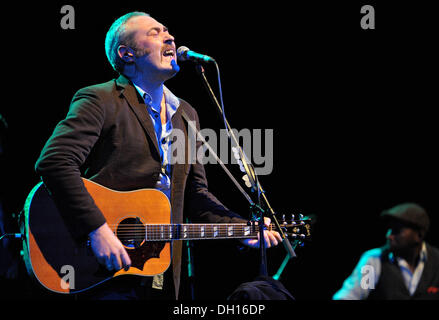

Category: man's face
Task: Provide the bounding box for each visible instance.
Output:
[385,220,422,254]
[124,15,177,81]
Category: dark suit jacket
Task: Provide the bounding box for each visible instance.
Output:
[35,75,246,297]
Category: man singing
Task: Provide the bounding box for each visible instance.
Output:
[35,11,281,300]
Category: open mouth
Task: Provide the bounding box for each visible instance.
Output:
[163,49,175,59]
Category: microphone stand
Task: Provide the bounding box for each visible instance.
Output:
[194,64,296,277]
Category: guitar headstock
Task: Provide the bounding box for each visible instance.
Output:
[277,213,312,241]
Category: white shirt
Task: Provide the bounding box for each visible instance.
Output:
[333,242,428,299]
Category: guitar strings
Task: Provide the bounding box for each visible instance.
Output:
[105,222,308,241]
[108,225,306,241]
[107,223,301,228]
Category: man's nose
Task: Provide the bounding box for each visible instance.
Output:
[164,32,175,44]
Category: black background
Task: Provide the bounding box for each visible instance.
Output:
[1,0,438,302]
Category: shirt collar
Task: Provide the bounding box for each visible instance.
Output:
[163,86,180,118]
[133,83,180,117]
[133,83,153,107]
[419,241,428,262]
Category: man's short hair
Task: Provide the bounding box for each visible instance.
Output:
[105,11,150,73]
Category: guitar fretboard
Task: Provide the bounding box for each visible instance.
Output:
[143,223,258,241]
[114,221,308,243]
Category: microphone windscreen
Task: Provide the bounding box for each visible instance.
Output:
[177,46,190,60]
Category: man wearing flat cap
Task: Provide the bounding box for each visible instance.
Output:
[333,203,439,300]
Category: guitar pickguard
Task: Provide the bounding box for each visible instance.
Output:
[127,241,168,271]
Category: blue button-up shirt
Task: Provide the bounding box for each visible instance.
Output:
[133,84,180,200]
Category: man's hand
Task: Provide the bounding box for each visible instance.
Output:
[240,217,283,249]
[89,223,131,272]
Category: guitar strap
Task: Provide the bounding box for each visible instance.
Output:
[179,108,254,206]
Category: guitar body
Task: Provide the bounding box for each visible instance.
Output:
[22,178,311,294]
[23,178,171,294]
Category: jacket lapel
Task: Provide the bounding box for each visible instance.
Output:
[115,75,160,157]
[170,107,188,214]
[169,107,187,299]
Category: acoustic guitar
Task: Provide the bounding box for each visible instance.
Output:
[22,178,311,294]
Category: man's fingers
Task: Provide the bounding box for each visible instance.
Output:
[89,223,133,272]
[275,231,283,242]
[121,248,132,271]
[111,252,122,271]
[263,231,271,248]
[263,217,271,228]
[267,231,278,247]
[101,251,129,272]
[262,217,282,245]
[104,257,113,271]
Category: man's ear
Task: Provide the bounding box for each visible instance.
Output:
[118,45,135,64]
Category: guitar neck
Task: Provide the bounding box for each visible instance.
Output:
[114,220,309,243]
[143,223,258,241]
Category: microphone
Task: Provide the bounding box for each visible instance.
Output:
[177,46,215,63]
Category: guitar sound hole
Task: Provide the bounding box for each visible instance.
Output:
[116,217,145,249]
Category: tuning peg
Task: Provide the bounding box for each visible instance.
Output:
[288,233,297,238]
[289,214,296,225]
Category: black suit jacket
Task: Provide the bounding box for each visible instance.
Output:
[35,75,246,297]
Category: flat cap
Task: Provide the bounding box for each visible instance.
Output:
[381,203,430,231]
